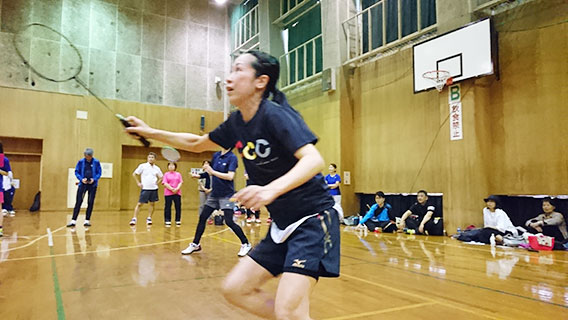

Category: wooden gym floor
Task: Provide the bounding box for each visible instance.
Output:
[0,210,566,319]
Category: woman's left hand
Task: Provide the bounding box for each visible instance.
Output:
[232,185,279,211]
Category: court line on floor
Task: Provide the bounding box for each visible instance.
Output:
[340,237,568,287]
[3,225,67,253]
[323,302,437,320]
[209,235,505,319]
[340,273,503,320]
[48,228,66,320]
[210,235,242,246]
[342,254,568,310]
[1,227,231,262]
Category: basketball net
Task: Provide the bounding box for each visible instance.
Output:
[423,70,451,92]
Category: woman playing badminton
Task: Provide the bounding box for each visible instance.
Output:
[124,50,339,319]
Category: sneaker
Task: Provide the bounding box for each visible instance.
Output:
[246,217,253,223]
[165,221,171,227]
[146,217,152,225]
[238,243,252,257]
[2,209,7,216]
[266,217,272,224]
[181,243,201,255]
[255,219,261,223]
[84,221,91,227]
[9,211,15,217]
[175,221,181,226]
[129,218,137,225]
[67,220,76,227]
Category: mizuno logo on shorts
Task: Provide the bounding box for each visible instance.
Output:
[292,259,306,268]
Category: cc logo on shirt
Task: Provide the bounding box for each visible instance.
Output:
[241,139,271,160]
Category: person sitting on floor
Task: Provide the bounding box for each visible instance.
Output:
[399,190,438,235]
[458,195,518,244]
[358,191,397,232]
[525,198,567,242]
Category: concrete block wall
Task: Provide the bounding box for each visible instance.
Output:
[0,0,229,111]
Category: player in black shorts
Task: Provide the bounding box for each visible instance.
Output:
[124,50,339,319]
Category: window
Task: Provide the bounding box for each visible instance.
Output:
[346,0,437,62]
[281,0,311,16]
[279,0,323,87]
[231,0,259,53]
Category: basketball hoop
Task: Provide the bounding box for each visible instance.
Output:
[423,70,451,92]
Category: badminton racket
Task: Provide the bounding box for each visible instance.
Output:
[12,23,150,147]
[161,146,181,162]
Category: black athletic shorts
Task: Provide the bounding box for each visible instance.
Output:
[139,189,159,203]
[248,208,340,280]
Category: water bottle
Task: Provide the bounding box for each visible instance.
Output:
[457,227,461,235]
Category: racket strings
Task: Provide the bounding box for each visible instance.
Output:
[161,147,181,162]
[13,23,151,148]
[14,24,83,84]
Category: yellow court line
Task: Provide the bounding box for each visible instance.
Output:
[323,302,436,320]
[210,235,242,246]
[3,225,67,253]
[2,227,230,262]
[340,273,504,320]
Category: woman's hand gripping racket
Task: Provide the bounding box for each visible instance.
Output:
[116,114,150,147]
[13,23,150,147]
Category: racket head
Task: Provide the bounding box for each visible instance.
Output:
[13,23,83,83]
[161,146,181,162]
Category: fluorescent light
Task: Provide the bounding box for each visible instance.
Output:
[214,0,227,5]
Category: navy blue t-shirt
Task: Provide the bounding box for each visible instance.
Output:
[209,150,238,198]
[84,159,93,180]
[209,98,334,229]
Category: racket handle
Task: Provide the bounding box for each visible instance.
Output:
[138,135,151,148]
[117,116,151,147]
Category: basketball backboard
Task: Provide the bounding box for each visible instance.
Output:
[413,18,497,93]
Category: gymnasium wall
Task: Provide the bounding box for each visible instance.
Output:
[286,0,568,232]
[0,0,229,111]
[0,86,225,212]
[0,0,235,213]
[485,2,568,196]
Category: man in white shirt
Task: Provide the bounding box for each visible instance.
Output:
[130,152,163,226]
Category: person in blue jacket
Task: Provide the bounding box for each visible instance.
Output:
[359,191,397,232]
[67,148,102,227]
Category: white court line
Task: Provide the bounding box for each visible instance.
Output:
[47,228,53,247]
[2,227,231,262]
[3,225,66,253]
